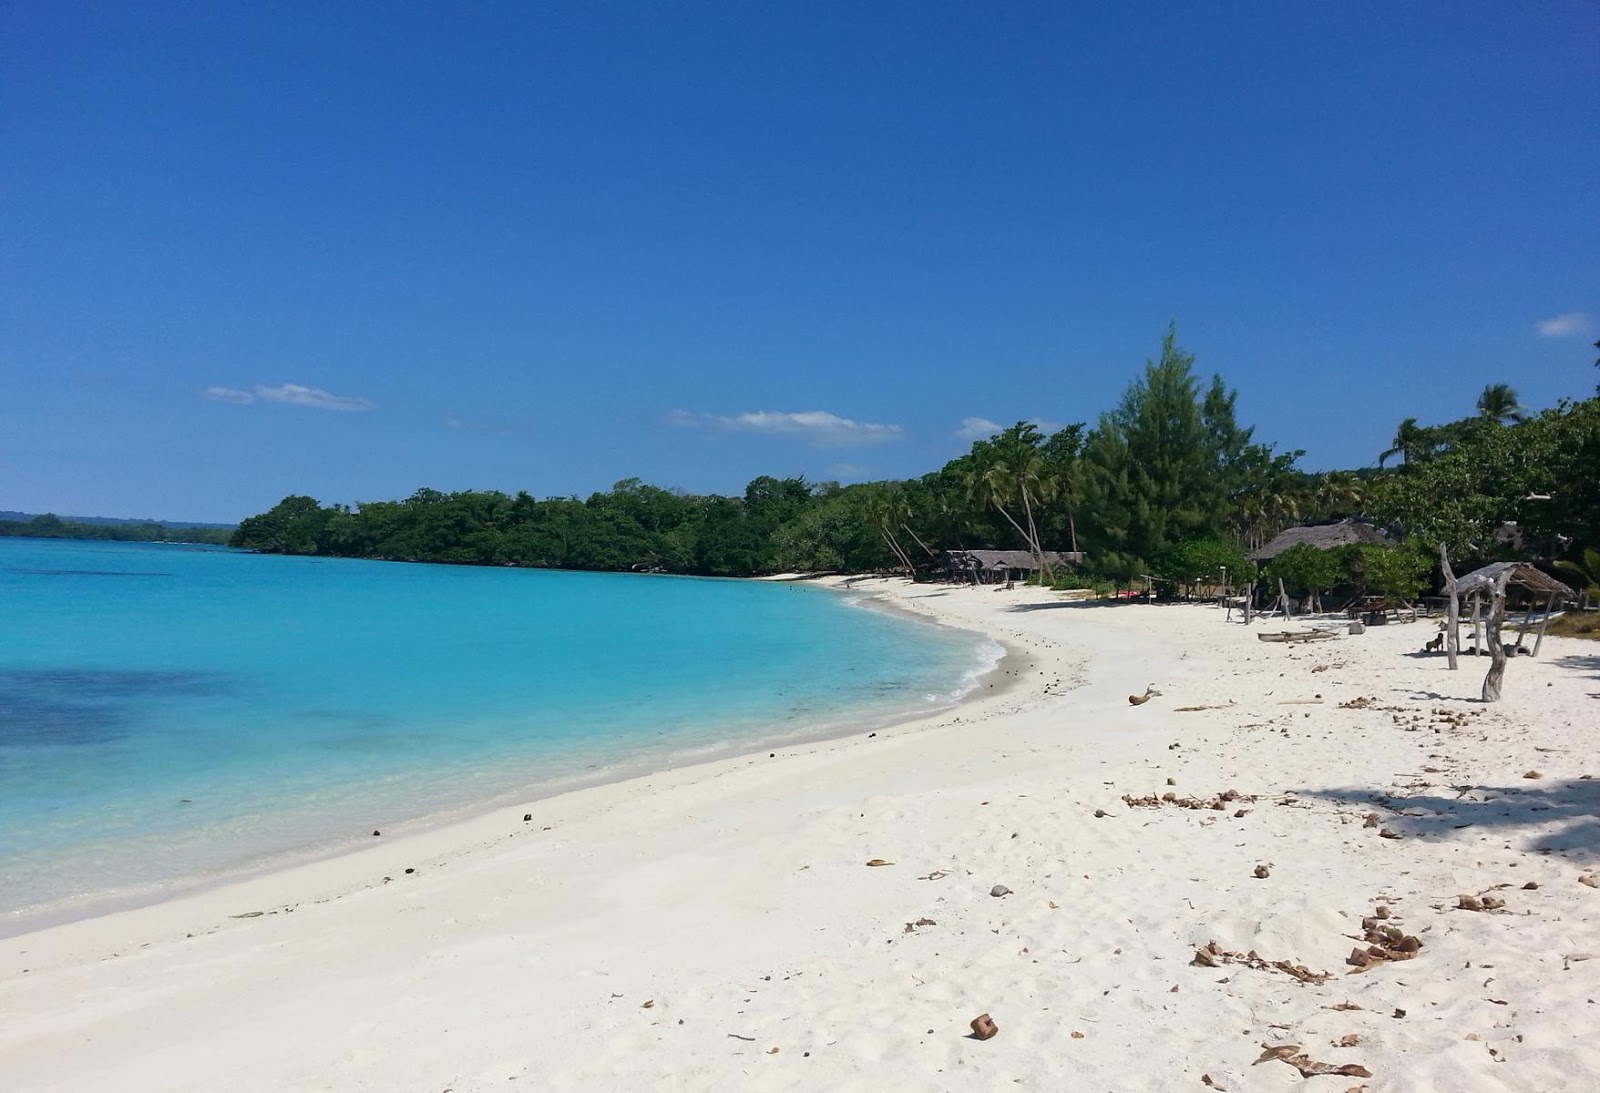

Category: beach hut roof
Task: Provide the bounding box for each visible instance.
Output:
[945,549,1082,571]
[1249,519,1394,561]
[1453,561,1575,600]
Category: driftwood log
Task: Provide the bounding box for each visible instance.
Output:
[1482,569,1512,702]
[1440,544,1459,671]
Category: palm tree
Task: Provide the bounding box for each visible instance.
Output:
[1476,383,1528,425]
[1310,471,1364,518]
[962,459,1040,569]
[1554,547,1600,606]
[1378,418,1438,468]
[862,487,916,575]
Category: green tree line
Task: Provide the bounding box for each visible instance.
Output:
[0,514,233,545]
[230,326,1599,589]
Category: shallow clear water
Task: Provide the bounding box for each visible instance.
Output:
[0,539,995,926]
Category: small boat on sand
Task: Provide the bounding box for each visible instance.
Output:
[1257,629,1339,643]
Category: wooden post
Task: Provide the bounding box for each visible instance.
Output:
[1532,591,1556,656]
[1513,596,1538,654]
[1439,544,1458,671]
[1244,582,1254,625]
[1482,570,1512,702]
[1470,592,1483,653]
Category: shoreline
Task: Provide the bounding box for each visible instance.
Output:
[3,580,1596,1091]
[1,576,1021,940]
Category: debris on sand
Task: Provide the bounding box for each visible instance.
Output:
[1254,1044,1372,1078]
[1122,788,1253,812]
[1192,941,1331,983]
[969,1013,998,1040]
[1346,919,1423,971]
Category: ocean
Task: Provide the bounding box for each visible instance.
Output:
[0,538,997,930]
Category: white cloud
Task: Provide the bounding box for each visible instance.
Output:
[202,383,374,411]
[669,408,902,447]
[956,417,1003,441]
[1536,312,1589,337]
[203,386,255,404]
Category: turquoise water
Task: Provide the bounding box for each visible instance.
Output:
[0,539,997,929]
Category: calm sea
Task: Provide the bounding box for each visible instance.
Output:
[0,539,997,930]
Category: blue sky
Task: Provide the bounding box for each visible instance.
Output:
[3,2,1596,522]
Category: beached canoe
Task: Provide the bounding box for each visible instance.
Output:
[1257,629,1339,643]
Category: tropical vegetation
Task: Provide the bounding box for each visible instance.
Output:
[211,326,1599,605]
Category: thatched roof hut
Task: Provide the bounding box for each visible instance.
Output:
[1453,562,1574,600]
[943,548,1083,582]
[1249,519,1394,562]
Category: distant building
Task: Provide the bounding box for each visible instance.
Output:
[943,548,1083,583]
[1248,519,1395,563]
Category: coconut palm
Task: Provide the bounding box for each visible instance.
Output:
[862,486,916,574]
[1475,383,1528,425]
[1378,418,1438,468]
[1310,471,1364,518]
[962,459,1040,568]
[1554,547,1600,605]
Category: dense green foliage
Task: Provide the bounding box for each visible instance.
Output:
[1261,543,1343,601]
[226,329,1600,596]
[0,514,233,545]
[1150,539,1254,598]
[1366,398,1600,558]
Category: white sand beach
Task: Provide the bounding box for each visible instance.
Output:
[2,579,1596,1092]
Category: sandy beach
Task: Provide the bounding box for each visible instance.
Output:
[2,578,1596,1091]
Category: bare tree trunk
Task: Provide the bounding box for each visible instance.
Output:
[992,503,1034,556]
[900,522,938,561]
[879,528,914,576]
[1482,571,1511,702]
[1532,592,1556,656]
[1439,544,1458,671]
[1018,486,1050,582]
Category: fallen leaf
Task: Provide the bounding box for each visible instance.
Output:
[1282,1054,1372,1079]
[1254,1044,1301,1065]
[642,1000,654,1009]
[865,859,894,867]
[1070,1030,1085,1039]
[767,1047,779,1054]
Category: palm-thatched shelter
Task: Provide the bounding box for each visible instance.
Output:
[1249,518,1394,562]
[943,549,1082,584]
[1447,561,1575,660]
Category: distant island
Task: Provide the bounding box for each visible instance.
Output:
[0,512,235,546]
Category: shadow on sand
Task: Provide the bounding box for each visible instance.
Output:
[1298,779,1600,862]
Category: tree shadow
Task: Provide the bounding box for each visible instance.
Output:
[1006,598,1133,612]
[1297,779,1600,861]
[1552,653,1600,680]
